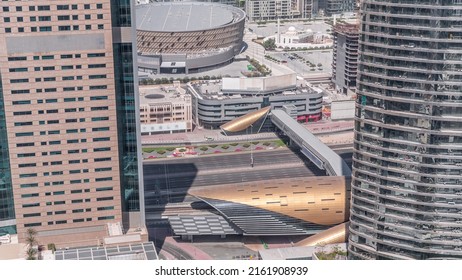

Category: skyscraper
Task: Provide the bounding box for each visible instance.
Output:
[349,0,462,259]
[0,0,144,247]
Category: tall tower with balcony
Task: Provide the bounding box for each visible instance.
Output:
[349,0,462,259]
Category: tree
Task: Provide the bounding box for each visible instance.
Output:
[262,38,276,51]
[25,228,39,260]
[26,247,38,260]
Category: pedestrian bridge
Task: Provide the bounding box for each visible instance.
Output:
[271,110,351,177]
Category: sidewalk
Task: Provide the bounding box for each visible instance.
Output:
[142,120,354,145]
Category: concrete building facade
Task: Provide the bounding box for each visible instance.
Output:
[139,85,193,135]
[188,74,323,130]
[349,0,462,259]
[245,0,354,22]
[332,23,359,94]
[0,0,144,247]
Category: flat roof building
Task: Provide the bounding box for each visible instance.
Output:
[139,84,193,135]
[187,74,323,130]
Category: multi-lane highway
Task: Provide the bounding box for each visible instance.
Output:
[143,146,353,206]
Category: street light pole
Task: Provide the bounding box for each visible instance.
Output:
[250,124,254,168]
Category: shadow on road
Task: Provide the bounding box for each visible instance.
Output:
[143,162,198,251]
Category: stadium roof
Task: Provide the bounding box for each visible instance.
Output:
[136,2,245,32]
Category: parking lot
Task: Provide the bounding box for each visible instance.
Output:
[248,21,332,38]
[266,50,333,75]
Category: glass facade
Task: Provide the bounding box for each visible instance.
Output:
[111,0,141,212]
[0,73,16,235]
[349,0,462,259]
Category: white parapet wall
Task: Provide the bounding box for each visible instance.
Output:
[331,100,355,120]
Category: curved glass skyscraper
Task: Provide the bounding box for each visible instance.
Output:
[349,0,462,259]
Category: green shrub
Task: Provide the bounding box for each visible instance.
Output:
[157,150,166,155]
[243,143,250,148]
[200,146,208,151]
[251,141,259,145]
[230,143,239,146]
[47,243,56,252]
[209,144,218,148]
[166,147,176,151]
[221,145,229,149]
[263,142,271,146]
[179,148,186,152]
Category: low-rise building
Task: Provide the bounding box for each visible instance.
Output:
[139,84,193,135]
[268,25,333,49]
[187,74,323,130]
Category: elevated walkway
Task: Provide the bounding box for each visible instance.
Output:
[271,110,351,177]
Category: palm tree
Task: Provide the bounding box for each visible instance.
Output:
[26,247,38,260]
[25,228,39,260]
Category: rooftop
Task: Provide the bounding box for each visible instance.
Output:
[333,23,360,35]
[139,85,190,105]
[189,75,322,101]
[136,2,245,32]
[55,242,158,260]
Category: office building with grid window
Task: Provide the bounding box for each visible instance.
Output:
[0,0,145,247]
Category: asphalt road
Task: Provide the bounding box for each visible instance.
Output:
[143,147,353,205]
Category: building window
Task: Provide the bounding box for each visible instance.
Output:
[57,5,69,10]
[38,16,51,21]
[39,26,52,32]
[59,26,71,31]
[24,223,42,227]
[97,206,114,211]
[57,15,70,20]
[98,216,114,221]
[37,5,50,11]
